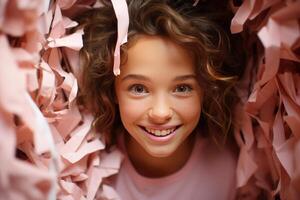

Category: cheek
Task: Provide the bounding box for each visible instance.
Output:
[118,96,148,123]
[174,95,202,123]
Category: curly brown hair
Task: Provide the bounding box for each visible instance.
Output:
[77,0,245,148]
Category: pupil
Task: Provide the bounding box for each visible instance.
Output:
[136,86,143,93]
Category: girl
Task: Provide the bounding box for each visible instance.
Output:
[78,0,245,199]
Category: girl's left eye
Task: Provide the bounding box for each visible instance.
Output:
[174,84,193,93]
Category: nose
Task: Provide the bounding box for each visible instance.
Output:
[148,94,173,123]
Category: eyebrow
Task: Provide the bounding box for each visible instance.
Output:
[121,74,151,82]
[173,74,197,81]
[121,74,197,81]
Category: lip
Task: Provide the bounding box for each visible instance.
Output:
[138,125,181,143]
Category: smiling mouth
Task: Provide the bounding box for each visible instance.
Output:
[140,126,181,137]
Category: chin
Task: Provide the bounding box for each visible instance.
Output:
[145,145,177,158]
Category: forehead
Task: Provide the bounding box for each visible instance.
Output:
[120,35,195,76]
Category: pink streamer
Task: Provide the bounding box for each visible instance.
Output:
[111,0,129,76]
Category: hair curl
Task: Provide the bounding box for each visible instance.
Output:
[76,0,245,148]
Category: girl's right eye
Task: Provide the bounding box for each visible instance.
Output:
[128,84,148,95]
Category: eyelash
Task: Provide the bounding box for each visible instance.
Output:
[128,84,148,95]
[128,84,193,96]
[174,84,193,94]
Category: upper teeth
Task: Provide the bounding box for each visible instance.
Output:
[145,127,176,136]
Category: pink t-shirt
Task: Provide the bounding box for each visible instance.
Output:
[112,135,237,200]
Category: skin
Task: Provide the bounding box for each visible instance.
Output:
[115,35,203,177]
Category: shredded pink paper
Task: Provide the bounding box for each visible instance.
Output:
[0,1,122,199]
[232,0,300,199]
[0,0,299,199]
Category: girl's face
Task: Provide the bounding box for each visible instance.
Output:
[115,35,203,158]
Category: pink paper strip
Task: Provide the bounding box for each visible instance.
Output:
[111,0,129,75]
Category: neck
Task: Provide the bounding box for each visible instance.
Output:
[125,132,196,178]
